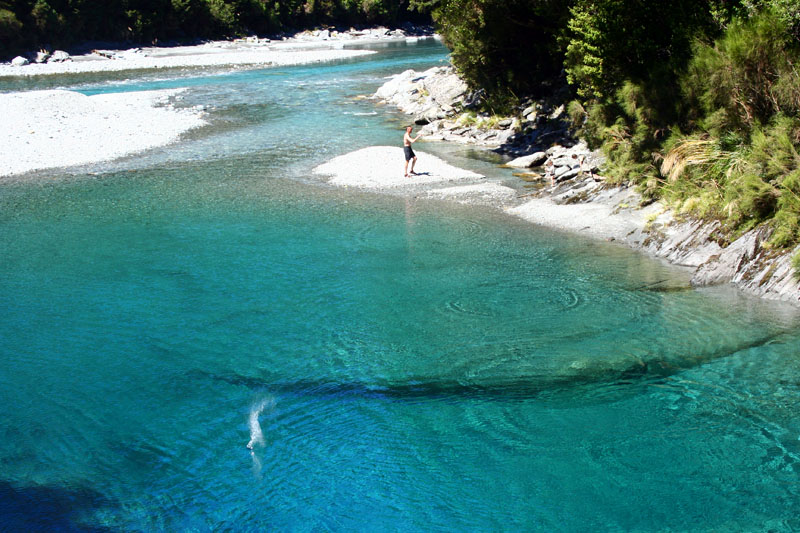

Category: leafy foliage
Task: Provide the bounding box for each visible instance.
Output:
[684,9,800,134]
[432,0,572,103]
[564,0,718,100]
[560,6,800,253]
[0,8,23,57]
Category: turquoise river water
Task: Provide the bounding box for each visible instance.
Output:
[1,40,800,531]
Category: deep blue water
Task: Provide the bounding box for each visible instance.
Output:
[1,39,800,531]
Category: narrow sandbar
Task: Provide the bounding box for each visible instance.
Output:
[506,195,652,241]
[313,146,484,189]
[0,47,375,77]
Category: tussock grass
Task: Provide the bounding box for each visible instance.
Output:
[574,9,800,277]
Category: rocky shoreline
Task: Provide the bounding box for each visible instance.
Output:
[374,66,800,307]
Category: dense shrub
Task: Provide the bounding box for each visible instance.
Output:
[0,8,23,56]
[561,7,800,251]
[684,9,800,134]
[432,0,572,105]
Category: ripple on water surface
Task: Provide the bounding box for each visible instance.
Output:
[2,41,800,530]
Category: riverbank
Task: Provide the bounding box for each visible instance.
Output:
[364,66,800,306]
[0,27,433,78]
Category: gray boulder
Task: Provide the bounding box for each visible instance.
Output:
[11,56,29,66]
[522,104,538,118]
[422,66,468,110]
[555,167,581,181]
[552,155,578,167]
[506,151,547,168]
[375,66,467,120]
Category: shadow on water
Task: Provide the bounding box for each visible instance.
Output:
[192,329,790,405]
[0,481,112,532]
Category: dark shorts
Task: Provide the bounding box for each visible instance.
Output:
[404,145,415,161]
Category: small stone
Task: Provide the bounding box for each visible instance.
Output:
[522,104,538,118]
[11,56,29,66]
[555,167,580,181]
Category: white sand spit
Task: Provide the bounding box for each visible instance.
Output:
[0,48,375,77]
[426,183,517,205]
[313,146,483,189]
[0,89,206,177]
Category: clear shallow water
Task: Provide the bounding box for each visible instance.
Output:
[1,40,800,531]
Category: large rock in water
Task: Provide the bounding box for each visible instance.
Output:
[375,66,468,122]
[11,56,29,66]
[506,151,547,168]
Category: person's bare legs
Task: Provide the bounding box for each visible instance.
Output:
[404,159,410,177]
[409,156,417,175]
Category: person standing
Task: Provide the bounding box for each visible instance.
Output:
[404,125,422,177]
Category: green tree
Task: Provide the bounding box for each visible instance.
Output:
[433,0,573,104]
[684,7,800,133]
[564,0,720,101]
[0,7,23,50]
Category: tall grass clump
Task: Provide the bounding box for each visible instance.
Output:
[576,8,800,253]
[661,115,800,246]
[683,8,800,136]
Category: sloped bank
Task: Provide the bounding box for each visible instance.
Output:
[374,66,800,306]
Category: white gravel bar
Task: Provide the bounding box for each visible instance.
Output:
[0,89,206,178]
[313,146,484,189]
[0,46,375,77]
[0,38,391,178]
